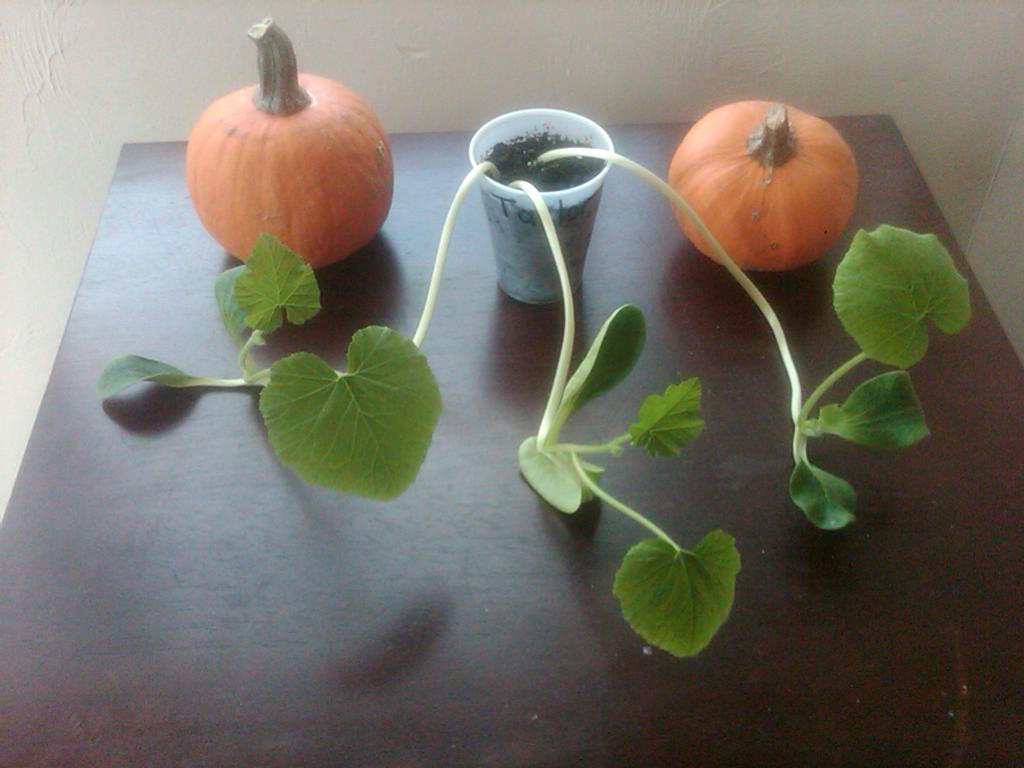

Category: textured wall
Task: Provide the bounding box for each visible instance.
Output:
[1,0,1022,518]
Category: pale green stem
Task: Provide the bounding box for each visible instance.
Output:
[792,429,808,465]
[571,452,683,553]
[543,401,573,445]
[538,147,804,426]
[175,376,251,388]
[548,433,632,455]
[182,368,271,388]
[412,161,498,348]
[247,367,272,386]
[509,179,576,447]
[237,330,264,379]
[792,352,868,462]
[798,352,869,422]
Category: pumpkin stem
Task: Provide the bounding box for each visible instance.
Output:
[746,103,796,171]
[248,18,312,116]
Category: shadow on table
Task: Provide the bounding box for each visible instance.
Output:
[102,385,257,434]
[331,592,453,689]
[102,237,405,435]
[660,243,835,338]
[239,234,408,365]
[483,288,596,411]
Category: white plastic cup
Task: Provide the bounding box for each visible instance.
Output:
[468,108,614,304]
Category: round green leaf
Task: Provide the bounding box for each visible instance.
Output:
[613,531,740,658]
[789,460,856,530]
[833,225,971,367]
[259,327,441,499]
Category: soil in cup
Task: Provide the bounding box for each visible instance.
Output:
[483,132,606,192]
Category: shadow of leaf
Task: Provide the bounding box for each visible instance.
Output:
[101,385,202,434]
[785,515,862,596]
[484,290,593,410]
[661,243,833,339]
[548,496,603,543]
[333,593,452,689]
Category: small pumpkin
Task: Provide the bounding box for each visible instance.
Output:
[667,101,858,271]
[185,19,393,268]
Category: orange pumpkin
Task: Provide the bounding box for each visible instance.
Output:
[667,101,858,271]
[185,19,393,268]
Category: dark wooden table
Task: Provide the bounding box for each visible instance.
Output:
[2,119,1022,767]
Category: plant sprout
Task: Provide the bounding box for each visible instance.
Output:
[538,147,971,529]
[410,162,740,658]
[99,233,443,500]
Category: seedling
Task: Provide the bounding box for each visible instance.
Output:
[98,233,442,500]
[537,147,971,529]
[790,225,971,527]
[416,167,740,657]
[513,181,741,658]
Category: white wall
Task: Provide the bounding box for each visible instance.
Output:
[2,0,1022,519]
[967,95,1024,361]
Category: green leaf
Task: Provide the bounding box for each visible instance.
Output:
[214,265,248,347]
[789,461,856,530]
[558,304,646,419]
[816,371,929,449]
[97,355,203,398]
[235,233,321,333]
[833,225,971,367]
[259,327,441,499]
[628,377,704,456]
[613,531,740,658]
[518,437,584,513]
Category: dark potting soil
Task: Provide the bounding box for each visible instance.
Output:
[483,132,605,192]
